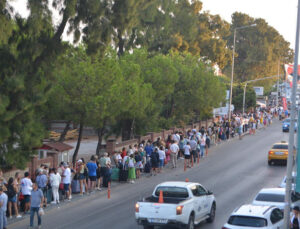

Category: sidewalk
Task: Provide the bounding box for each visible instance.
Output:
[8,119,274,226]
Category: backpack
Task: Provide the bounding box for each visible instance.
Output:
[7,185,16,198]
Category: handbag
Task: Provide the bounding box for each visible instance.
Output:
[38,208,45,216]
[19,192,24,201]
[59,183,64,190]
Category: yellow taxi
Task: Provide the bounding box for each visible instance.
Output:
[268,141,294,165]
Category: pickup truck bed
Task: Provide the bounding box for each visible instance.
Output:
[144,196,189,204]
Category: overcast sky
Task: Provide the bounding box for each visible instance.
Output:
[10,0,299,50]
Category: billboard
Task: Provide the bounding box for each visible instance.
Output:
[253,87,264,96]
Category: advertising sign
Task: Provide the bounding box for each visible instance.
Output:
[253,87,264,96]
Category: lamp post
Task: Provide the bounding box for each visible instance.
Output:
[242,75,283,115]
[228,24,257,122]
[284,0,300,227]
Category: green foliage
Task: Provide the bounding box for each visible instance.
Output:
[232,84,256,112]
[224,12,293,85]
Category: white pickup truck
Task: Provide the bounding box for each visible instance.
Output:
[135,181,216,229]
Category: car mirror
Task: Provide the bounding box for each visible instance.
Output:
[207,190,213,195]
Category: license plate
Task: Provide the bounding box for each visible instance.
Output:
[275,152,284,155]
[148,218,168,224]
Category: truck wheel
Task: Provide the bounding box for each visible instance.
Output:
[186,215,195,229]
[207,202,216,223]
[143,226,154,229]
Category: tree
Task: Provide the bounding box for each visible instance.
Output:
[224,12,293,86]
[232,84,256,112]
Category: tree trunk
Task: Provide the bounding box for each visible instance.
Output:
[59,120,71,142]
[96,127,105,156]
[117,30,124,56]
[72,121,83,166]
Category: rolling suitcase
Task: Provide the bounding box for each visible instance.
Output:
[119,169,128,182]
[144,161,151,173]
[111,168,120,181]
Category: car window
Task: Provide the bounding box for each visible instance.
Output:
[285,119,290,122]
[190,185,206,197]
[228,216,267,227]
[255,193,285,202]
[270,208,283,224]
[155,186,189,198]
[272,144,288,150]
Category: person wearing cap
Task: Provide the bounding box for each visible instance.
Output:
[0,186,8,229]
[76,159,86,195]
[61,163,71,201]
[291,206,300,229]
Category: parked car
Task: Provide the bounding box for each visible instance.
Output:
[222,204,283,229]
[252,188,300,211]
[282,118,297,132]
[135,181,216,229]
[279,172,296,189]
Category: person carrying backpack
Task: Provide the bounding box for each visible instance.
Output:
[7,177,21,219]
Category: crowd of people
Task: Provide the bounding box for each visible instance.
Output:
[0,107,278,229]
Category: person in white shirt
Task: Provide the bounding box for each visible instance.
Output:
[183,142,191,168]
[62,163,71,201]
[49,168,61,204]
[158,146,166,173]
[20,172,32,213]
[0,186,8,229]
[170,141,179,168]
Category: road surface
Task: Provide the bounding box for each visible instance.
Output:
[10,120,289,229]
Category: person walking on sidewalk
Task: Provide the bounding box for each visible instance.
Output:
[49,168,61,204]
[170,141,179,168]
[36,170,48,208]
[29,183,43,229]
[291,206,300,229]
[0,186,8,229]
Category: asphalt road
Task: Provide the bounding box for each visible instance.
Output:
[10,120,290,229]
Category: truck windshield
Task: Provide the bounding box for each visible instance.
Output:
[155,186,189,198]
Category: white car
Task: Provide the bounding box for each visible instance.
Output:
[222,204,283,229]
[279,172,296,189]
[252,188,300,210]
[135,181,216,229]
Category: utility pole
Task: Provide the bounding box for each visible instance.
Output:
[277,60,280,108]
[284,0,300,227]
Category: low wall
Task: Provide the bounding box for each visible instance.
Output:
[106,119,213,153]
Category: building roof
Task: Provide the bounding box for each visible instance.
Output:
[41,142,73,152]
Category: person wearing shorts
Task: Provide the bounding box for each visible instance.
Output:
[86,156,97,192]
[183,142,191,168]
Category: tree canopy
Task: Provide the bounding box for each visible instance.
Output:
[0,0,293,168]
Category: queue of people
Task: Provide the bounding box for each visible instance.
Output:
[0,107,277,228]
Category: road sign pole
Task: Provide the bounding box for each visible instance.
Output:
[296,109,300,193]
[284,0,300,227]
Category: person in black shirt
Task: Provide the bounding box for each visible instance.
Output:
[291,206,300,229]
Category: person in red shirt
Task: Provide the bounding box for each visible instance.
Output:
[121,147,127,158]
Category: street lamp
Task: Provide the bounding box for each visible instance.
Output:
[228,24,257,121]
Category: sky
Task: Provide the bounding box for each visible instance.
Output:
[10,0,299,50]
[201,0,298,50]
